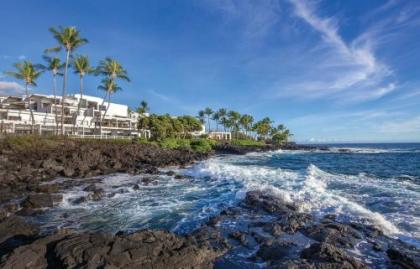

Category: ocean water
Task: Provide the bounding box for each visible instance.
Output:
[35,143,420,248]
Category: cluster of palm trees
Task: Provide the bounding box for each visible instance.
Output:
[198,107,291,141]
[5,26,130,135]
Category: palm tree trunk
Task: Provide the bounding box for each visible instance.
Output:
[52,74,59,135]
[61,49,71,135]
[100,92,112,135]
[74,75,84,133]
[25,83,35,134]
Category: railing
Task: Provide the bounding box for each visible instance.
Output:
[67,134,133,140]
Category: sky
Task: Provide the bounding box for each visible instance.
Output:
[0,0,419,143]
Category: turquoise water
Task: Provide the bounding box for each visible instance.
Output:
[37,143,420,247]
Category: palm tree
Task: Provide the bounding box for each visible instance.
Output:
[217,108,228,132]
[42,56,63,134]
[97,78,122,133]
[204,107,213,132]
[211,111,220,132]
[48,26,88,135]
[72,55,94,131]
[5,61,43,133]
[96,57,130,82]
[137,100,149,114]
[95,57,130,134]
[228,110,241,138]
[240,114,254,136]
[197,110,205,129]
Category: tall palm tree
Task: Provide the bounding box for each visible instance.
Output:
[211,111,220,132]
[72,55,94,130]
[48,26,87,135]
[228,110,241,138]
[204,107,213,132]
[5,61,43,133]
[217,108,227,132]
[96,57,130,82]
[197,110,205,131]
[137,100,149,114]
[95,57,130,134]
[42,56,63,135]
[97,78,122,133]
[240,114,254,136]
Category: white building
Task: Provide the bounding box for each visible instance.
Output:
[0,93,150,138]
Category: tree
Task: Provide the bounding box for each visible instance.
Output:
[48,26,88,135]
[204,107,213,132]
[240,114,254,136]
[137,100,149,114]
[211,111,220,132]
[217,108,228,132]
[197,110,205,125]
[95,57,130,134]
[97,78,122,132]
[72,55,94,130]
[5,61,43,133]
[42,56,63,134]
[253,117,273,140]
[227,110,241,138]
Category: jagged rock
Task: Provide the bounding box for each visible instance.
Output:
[267,259,315,269]
[21,193,63,209]
[387,241,420,269]
[257,240,299,262]
[302,222,363,248]
[0,216,39,246]
[244,191,297,215]
[1,229,227,269]
[87,189,104,201]
[300,243,370,269]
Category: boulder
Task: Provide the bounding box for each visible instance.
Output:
[21,193,63,209]
[300,243,370,269]
[387,242,420,269]
[1,229,227,268]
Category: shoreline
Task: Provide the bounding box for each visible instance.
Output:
[0,139,418,268]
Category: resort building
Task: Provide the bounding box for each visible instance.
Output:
[0,93,150,138]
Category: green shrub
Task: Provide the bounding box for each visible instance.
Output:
[190,138,213,152]
[231,139,265,146]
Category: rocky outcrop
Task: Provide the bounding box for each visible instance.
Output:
[213,142,319,155]
[0,140,209,187]
[0,229,227,269]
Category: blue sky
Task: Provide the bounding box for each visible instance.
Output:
[1,0,419,142]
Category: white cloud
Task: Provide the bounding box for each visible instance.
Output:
[378,115,420,134]
[0,81,24,96]
[272,0,394,102]
[200,0,281,39]
[17,55,26,60]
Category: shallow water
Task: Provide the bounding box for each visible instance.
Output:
[34,143,420,248]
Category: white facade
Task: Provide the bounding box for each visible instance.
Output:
[0,93,150,138]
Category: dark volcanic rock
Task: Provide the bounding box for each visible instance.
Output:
[302,221,363,248]
[0,140,209,188]
[300,243,370,269]
[257,240,299,262]
[387,241,420,269]
[244,191,297,215]
[20,193,63,209]
[0,216,39,245]
[0,229,227,269]
[213,142,318,155]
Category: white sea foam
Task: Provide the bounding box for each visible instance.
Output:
[186,157,407,236]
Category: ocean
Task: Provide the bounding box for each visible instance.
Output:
[36,143,420,248]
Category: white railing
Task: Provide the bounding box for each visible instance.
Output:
[67,134,133,140]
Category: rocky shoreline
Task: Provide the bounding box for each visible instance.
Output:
[0,139,418,268]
